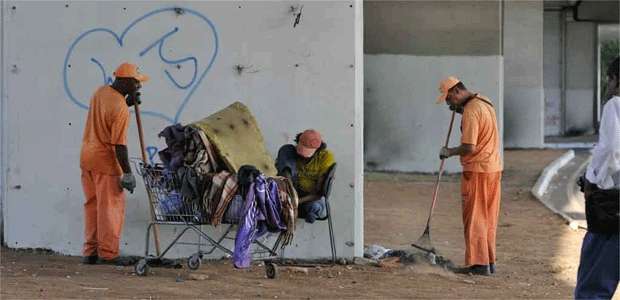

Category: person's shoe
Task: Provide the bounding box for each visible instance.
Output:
[98,256,136,266]
[490,263,496,274]
[81,255,98,265]
[452,264,491,276]
[305,214,317,224]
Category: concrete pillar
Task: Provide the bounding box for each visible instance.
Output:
[503,0,545,148]
[543,11,563,136]
[565,21,597,135]
[0,0,6,242]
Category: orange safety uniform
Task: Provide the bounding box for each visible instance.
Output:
[459,94,503,266]
[80,85,130,260]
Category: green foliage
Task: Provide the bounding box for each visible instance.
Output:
[600,39,619,101]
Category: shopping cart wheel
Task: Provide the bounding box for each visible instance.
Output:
[265,261,278,279]
[135,259,149,276]
[187,253,202,271]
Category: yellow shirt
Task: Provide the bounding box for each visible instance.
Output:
[296,149,335,195]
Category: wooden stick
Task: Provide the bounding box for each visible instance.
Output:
[412,110,457,253]
[424,110,456,228]
[134,102,162,256]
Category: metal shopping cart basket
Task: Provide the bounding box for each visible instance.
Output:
[133,161,286,278]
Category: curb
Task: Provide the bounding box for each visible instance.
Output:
[531,150,575,199]
[565,156,591,229]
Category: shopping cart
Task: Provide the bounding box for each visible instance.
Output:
[132,161,286,278]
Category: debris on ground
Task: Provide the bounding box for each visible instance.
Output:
[388,247,455,270]
[142,258,183,269]
[364,244,392,260]
[176,274,185,282]
[463,279,476,285]
[358,245,457,271]
[187,274,209,281]
[377,257,400,268]
[282,266,309,275]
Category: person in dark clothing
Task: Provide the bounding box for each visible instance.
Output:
[276,129,335,223]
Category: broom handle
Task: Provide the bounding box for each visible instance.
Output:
[425,111,456,227]
[134,102,162,256]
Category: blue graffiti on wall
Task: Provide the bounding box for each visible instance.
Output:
[62,6,219,124]
[139,27,199,90]
[146,146,159,165]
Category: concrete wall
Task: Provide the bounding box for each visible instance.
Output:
[543,11,562,136]
[565,21,596,134]
[1,1,364,259]
[503,1,544,148]
[364,1,503,173]
[365,55,503,173]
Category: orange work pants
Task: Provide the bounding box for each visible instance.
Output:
[461,171,502,266]
[81,170,125,260]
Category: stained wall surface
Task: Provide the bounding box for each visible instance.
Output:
[0,1,364,259]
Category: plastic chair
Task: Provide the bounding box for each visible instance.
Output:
[317,163,337,264]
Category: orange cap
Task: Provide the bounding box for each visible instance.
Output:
[436,76,461,103]
[113,62,150,83]
[296,129,322,158]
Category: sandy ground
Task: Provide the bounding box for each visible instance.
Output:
[1,149,599,299]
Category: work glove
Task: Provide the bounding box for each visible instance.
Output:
[120,173,136,193]
[439,147,450,160]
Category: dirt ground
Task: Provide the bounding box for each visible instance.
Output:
[1,150,598,299]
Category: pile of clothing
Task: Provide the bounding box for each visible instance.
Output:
[156,123,232,224]
[153,102,298,268]
[232,165,297,268]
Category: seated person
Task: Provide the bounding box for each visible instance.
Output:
[276,129,335,223]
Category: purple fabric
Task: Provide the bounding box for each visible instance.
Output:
[233,182,259,268]
[265,178,286,231]
[233,175,287,268]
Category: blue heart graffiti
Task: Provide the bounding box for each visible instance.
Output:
[63,6,219,124]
